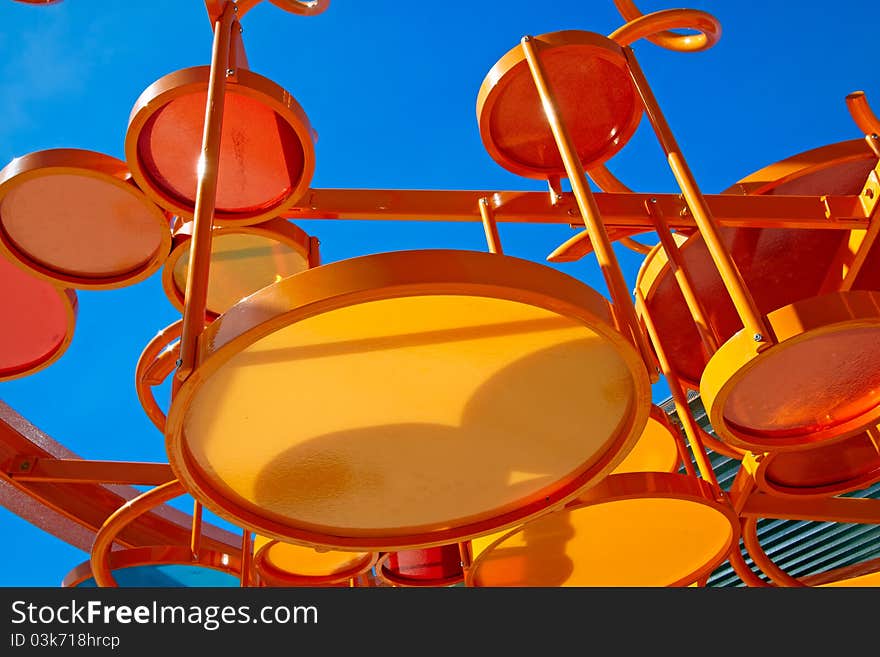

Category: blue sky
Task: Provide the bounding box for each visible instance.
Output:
[0,0,876,586]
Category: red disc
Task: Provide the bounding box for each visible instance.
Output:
[126,67,315,226]
[0,257,76,380]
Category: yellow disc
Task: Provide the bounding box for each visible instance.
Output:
[166,249,651,550]
[253,536,375,585]
[611,405,680,475]
[468,472,738,587]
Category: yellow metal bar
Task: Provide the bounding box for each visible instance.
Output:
[9,458,174,486]
[478,197,504,254]
[636,289,721,493]
[624,47,772,346]
[645,198,719,354]
[176,1,237,383]
[520,35,656,377]
[741,492,880,524]
[191,500,203,559]
[284,189,867,229]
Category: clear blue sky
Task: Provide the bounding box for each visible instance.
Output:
[0,0,876,586]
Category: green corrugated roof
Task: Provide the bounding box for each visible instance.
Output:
[660,394,880,587]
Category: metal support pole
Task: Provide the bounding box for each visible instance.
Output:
[520,35,657,377]
[624,47,772,346]
[176,1,237,383]
[478,197,504,254]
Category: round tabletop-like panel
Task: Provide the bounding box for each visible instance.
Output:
[0,256,77,381]
[610,404,680,475]
[166,249,651,550]
[0,149,171,289]
[377,545,464,587]
[701,291,880,451]
[635,139,878,389]
[163,218,313,316]
[126,67,315,226]
[62,546,241,588]
[467,472,738,587]
[253,535,375,586]
[477,30,642,179]
[749,426,880,498]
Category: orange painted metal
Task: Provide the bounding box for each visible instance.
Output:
[283,187,868,230]
[625,48,771,345]
[162,217,315,317]
[477,31,642,178]
[636,289,720,491]
[8,458,173,486]
[0,258,77,382]
[165,249,651,550]
[126,67,315,227]
[135,321,182,433]
[743,427,880,498]
[175,2,237,386]
[0,149,171,290]
[252,537,376,587]
[90,480,187,587]
[637,139,879,390]
[64,545,241,588]
[700,290,880,451]
[609,3,721,52]
[478,197,504,255]
[0,402,239,555]
[517,33,656,379]
[467,471,739,587]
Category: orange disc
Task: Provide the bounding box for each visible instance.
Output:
[701,290,880,451]
[162,218,314,317]
[62,546,241,588]
[477,30,642,179]
[126,67,315,226]
[745,427,880,498]
[252,536,375,586]
[0,256,77,381]
[0,149,171,289]
[166,249,651,550]
[635,139,878,390]
[467,472,738,587]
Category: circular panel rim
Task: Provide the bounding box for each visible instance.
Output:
[0,148,171,290]
[125,66,316,227]
[166,249,652,550]
[476,29,643,179]
[466,471,739,587]
[701,290,880,452]
[161,217,313,315]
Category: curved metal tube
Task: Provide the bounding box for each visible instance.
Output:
[90,480,186,588]
[135,321,183,432]
[846,91,880,140]
[610,2,721,52]
[742,516,807,587]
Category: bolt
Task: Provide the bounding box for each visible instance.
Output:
[753,333,763,342]
[866,188,875,199]
[649,197,657,204]
[19,461,30,471]
[872,134,879,141]
[479,197,488,206]
[226,68,235,76]
[176,358,183,367]
[522,35,531,42]
[567,208,577,217]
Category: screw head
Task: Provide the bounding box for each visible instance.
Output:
[226,68,235,76]
[175,358,183,367]
[753,333,763,342]
[871,134,879,140]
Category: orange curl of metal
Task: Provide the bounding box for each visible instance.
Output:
[610,2,721,52]
[90,481,186,588]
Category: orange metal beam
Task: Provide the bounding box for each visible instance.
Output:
[284,189,868,231]
[8,457,173,486]
[741,492,880,524]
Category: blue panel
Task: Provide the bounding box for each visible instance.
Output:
[76,565,239,588]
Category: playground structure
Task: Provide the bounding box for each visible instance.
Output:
[2,0,880,587]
